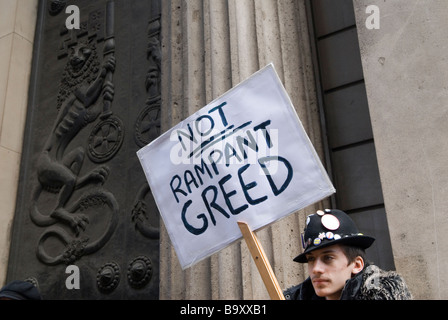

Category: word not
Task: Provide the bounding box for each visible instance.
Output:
[65,5,80,30]
[171,102,275,163]
[365,5,380,30]
[175,102,229,154]
[65,265,80,290]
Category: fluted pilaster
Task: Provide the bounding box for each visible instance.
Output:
[160,0,329,300]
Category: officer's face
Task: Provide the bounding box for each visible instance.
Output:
[305,244,361,300]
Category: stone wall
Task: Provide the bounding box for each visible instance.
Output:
[354,0,448,299]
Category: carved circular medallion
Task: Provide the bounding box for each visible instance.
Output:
[97,262,120,293]
[127,255,152,289]
[134,104,161,147]
[88,116,124,163]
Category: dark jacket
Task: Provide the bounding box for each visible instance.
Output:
[283,264,412,300]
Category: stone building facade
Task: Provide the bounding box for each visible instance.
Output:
[1,0,447,299]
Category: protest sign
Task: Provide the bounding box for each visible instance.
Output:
[137,64,335,269]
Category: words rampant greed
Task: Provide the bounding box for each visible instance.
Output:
[169,101,293,235]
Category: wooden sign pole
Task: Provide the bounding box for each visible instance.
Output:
[238,221,285,300]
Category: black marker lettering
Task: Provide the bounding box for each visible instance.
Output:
[258,156,293,196]
[184,170,199,193]
[238,164,268,205]
[170,175,187,203]
[195,115,214,136]
[254,120,273,148]
[181,200,208,235]
[208,102,228,127]
[194,159,214,185]
[208,150,222,176]
[202,185,230,226]
[236,131,258,159]
[218,174,248,215]
[177,123,197,151]
[224,143,242,167]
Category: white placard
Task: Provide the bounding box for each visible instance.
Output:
[137,64,335,269]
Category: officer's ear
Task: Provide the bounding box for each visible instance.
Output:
[351,256,364,276]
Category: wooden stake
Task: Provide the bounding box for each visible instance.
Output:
[238,221,285,300]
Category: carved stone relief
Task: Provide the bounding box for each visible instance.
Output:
[7,0,161,299]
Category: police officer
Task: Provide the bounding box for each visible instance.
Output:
[284,209,412,300]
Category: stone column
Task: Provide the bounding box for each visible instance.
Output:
[0,0,38,286]
[160,0,328,299]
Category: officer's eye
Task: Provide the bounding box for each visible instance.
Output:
[306,256,315,262]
